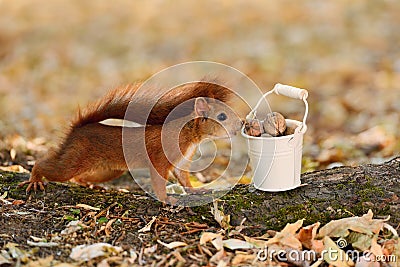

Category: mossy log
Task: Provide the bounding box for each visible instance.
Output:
[1,157,399,236]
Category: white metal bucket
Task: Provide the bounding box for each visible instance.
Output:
[241,84,309,191]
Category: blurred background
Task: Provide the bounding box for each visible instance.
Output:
[0,0,399,172]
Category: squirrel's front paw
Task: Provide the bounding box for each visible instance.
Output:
[18,180,46,193]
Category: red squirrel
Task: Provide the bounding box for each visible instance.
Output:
[18,81,243,203]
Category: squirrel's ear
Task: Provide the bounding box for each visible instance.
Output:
[194,97,210,118]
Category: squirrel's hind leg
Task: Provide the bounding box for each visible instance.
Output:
[18,179,45,193]
[18,162,48,193]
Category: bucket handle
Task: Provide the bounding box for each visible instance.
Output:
[245,83,309,133]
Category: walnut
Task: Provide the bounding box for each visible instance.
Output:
[245,112,287,137]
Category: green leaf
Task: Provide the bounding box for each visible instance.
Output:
[70,208,81,215]
[64,215,76,221]
[98,217,108,224]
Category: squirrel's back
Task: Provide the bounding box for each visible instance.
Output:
[72,80,234,128]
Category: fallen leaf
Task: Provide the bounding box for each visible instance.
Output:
[97,217,108,224]
[12,199,25,205]
[237,175,252,184]
[381,239,396,256]
[104,219,116,237]
[266,220,304,250]
[231,253,256,265]
[143,244,157,255]
[70,243,123,261]
[138,216,156,233]
[10,148,16,160]
[61,220,86,235]
[194,172,207,183]
[29,236,46,242]
[97,258,110,267]
[0,165,29,173]
[4,242,30,262]
[172,251,186,263]
[243,236,267,248]
[157,240,188,249]
[211,200,230,229]
[185,221,208,229]
[97,256,124,267]
[27,240,58,248]
[322,236,354,267]
[312,239,325,254]
[24,256,54,267]
[369,237,383,258]
[222,239,254,250]
[281,219,304,235]
[0,254,11,265]
[383,223,399,238]
[347,231,378,252]
[200,232,222,245]
[296,222,320,250]
[0,192,11,205]
[354,126,395,154]
[118,188,130,193]
[310,260,324,267]
[318,210,386,238]
[166,184,187,194]
[211,235,224,251]
[209,249,227,266]
[128,249,138,263]
[354,255,380,267]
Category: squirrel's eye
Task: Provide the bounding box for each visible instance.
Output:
[217,113,227,121]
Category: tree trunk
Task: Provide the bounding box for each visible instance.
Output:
[1,157,399,234]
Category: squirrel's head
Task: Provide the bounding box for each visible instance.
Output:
[194,97,243,139]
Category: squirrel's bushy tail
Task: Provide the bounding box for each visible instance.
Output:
[72,80,234,128]
[72,83,141,128]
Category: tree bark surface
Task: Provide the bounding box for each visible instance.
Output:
[1,157,399,235]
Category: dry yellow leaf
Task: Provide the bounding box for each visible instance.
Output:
[297,222,320,250]
[323,236,354,267]
[200,232,223,245]
[211,235,224,251]
[211,200,230,229]
[319,210,386,238]
[370,237,383,258]
[266,219,304,250]
[231,254,256,265]
[10,148,16,160]
[0,165,29,173]
[237,175,252,184]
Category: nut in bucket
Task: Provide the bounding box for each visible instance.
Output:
[244,111,288,137]
[241,84,309,191]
